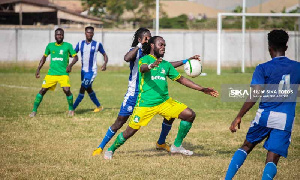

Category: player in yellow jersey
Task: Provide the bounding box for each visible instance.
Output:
[29,28,78,117]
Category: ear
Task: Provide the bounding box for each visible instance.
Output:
[138,37,142,43]
[284,46,288,51]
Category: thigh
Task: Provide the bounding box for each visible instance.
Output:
[128,106,157,130]
[58,75,71,88]
[118,93,138,116]
[264,129,291,158]
[158,98,188,120]
[81,71,96,88]
[42,75,58,91]
[246,123,272,145]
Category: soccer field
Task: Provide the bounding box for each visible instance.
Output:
[0,65,299,179]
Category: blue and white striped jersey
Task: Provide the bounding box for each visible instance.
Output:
[251,56,300,132]
[75,40,105,72]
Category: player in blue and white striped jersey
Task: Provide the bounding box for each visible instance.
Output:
[92,28,201,157]
[73,26,108,112]
[225,29,300,180]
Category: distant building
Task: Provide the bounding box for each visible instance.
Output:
[0,0,102,26]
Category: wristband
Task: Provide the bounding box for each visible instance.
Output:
[137,43,142,49]
[182,59,189,64]
[148,63,153,70]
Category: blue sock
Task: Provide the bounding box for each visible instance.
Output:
[157,122,172,145]
[225,148,248,180]
[73,93,84,110]
[98,127,116,149]
[89,92,101,107]
[262,162,277,180]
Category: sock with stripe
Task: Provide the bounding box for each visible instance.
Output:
[98,127,116,149]
[89,91,101,107]
[225,148,248,180]
[262,162,277,180]
[73,93,84,110]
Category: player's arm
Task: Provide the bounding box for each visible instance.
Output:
[140,57,162,73]
[66,55,78,73]
[101,53,108,71]
[176,76,219,97]
[124,47,140,62]
[229,85,262,133]
[35,55,47,78]
[170,55,201,68]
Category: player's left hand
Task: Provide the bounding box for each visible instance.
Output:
[200,87,219,97]
[101,64,107,71]
[66,65,72,73]
[229,117,242,133]
[189,55,201,61]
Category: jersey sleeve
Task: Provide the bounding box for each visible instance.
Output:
[167,62,181,81]
[68,43,77,57]
[98,43,106,54]
[44,44,50,57]
[74,42,79,53]
[251,64,265,86]
[138,56,149,72]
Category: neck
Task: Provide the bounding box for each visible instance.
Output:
[86,39,92,43]
[271,52,285,58]
[150,51,157,59]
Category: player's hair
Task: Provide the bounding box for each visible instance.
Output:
[85,26,94,32]
[142,36,161,55]
[55,28,64,34]
[268,29,289,51]
[131,28,150,47]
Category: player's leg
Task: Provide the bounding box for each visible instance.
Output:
[225,123,270,180]
[62,87,74,116]
[29,88,49,117]
[156,118,175,152]
[104,126,139,160]
[92,115,129,156]
[86,87,102,112]
[262,152,280,180]
[73,85,85,110]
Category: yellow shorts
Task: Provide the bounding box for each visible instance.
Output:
[129,98,188,129]
[42,75,71,91]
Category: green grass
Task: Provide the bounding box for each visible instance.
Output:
[0,65,299,179]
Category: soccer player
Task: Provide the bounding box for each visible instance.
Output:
[92,28,202,156]
[73,26,108,112]
[29,28,78,117]
[225,29,300,179]
[102,36,219,160]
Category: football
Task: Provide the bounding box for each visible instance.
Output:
[184,60,202,78]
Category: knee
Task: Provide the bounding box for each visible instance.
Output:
[63,88,71,96]
[111,117,128,131]
[187,109,196,122]
[39,89,47,95]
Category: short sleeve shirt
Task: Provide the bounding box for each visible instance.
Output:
[136,54,181,107]
[44,42,77,75]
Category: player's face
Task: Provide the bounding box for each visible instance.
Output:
[85,29,94,42]
[55,30,64,44]
[140,31,151,44]
[153,37,166,58]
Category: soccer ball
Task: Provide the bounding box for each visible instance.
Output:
[184,60,202,78]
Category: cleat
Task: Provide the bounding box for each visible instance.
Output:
[170,144,193,156]
[68,110,74,117]
[93,106,104,113]
[29,111,36,117]
[156,142,170,152]
[92,148,103,156]
[104,150,113,160]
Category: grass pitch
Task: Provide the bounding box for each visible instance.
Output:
[0,65,299,179]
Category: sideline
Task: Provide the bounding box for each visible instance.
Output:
[0,84,39,90]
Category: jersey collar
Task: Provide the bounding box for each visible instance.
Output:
[148,54,157,60]
[55,42,64,46]
[272,56,286,60]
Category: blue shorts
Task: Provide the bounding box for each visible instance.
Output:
[81,70,96,88]
[246,123,291,158]
[118,92,138,117]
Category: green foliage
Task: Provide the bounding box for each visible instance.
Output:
[81,0,107,17]
[160,14,188,29]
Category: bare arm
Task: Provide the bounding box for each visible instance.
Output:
[101,53,108,71]
[124,47,139,62]
[229,85,262,133]
[66,55,78,73]
[176,76,219,97]
[35,55,47,78]
[170,55,201,68]
[140,57,163,73]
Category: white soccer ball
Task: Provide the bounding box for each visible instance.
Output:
[184,60,202,78]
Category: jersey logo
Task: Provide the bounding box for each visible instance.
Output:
[59,50,63,55]
[133,115,140,123]
[161,68,165,74]
[92,46,95,50]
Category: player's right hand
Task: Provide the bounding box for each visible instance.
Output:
[35,69,40,78]
[66,65,72,73]
[153,57,162,67]
[229,117,241,133]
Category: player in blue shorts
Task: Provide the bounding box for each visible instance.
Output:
[73,26,108,112]
[225,29,300,180]
[93,28,201,156]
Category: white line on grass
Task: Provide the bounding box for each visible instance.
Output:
[0,84,40,90]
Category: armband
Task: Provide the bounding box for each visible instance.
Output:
[182,59,188,64]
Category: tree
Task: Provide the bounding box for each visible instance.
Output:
[81,0,107,17]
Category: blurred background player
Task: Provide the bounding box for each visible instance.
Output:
[73,26,108,112]
[103,36,219,159]
[225,29,300,180]
[93,28,202,156]
[29,28,78,117]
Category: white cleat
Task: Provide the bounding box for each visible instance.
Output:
[170,144,193,156]
[29,111,36,117]
[104,150,113,160]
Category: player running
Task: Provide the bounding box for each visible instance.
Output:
[103,36,218,160]
[225,29,300,180]
[29,28,78,117]
[93,28,201,156]
[73,26,108,112]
